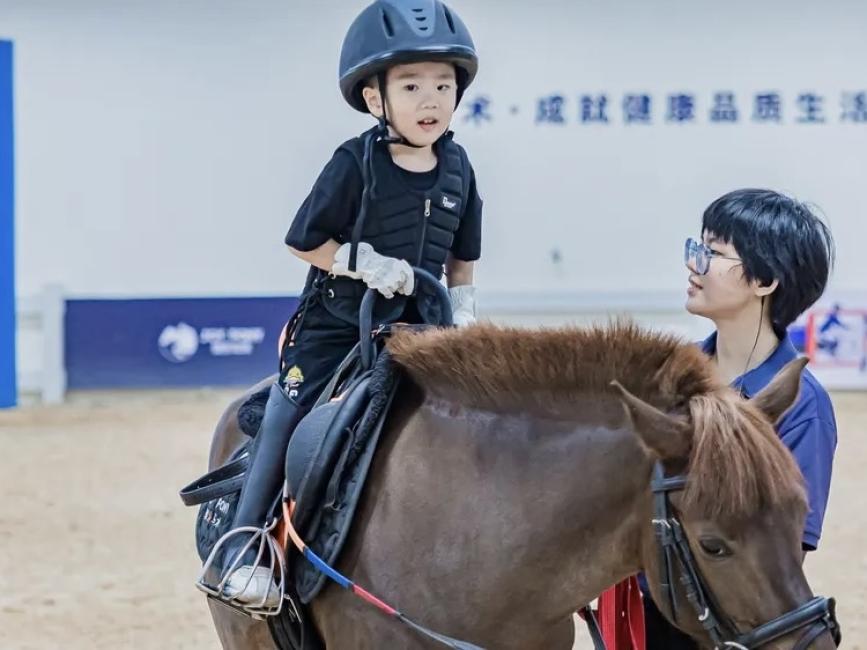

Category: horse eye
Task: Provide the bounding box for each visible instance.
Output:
[699,537,731,557]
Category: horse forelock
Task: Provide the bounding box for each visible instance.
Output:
[684,390,807,525]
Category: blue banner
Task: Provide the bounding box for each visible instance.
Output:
[0,41,15,408]
[65,297,299,388]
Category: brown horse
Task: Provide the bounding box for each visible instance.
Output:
[202,322,838,649]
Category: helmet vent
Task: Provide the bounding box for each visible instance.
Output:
[380,9,395,37]
[443,6,456,33]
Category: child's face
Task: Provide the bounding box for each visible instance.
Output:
[364,61,457,147]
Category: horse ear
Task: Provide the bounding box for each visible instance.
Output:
[611,380,692,460]
[751,357,808,425]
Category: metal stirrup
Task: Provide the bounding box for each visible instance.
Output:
[196,519,287,619]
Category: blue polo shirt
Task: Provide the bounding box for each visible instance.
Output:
[701,331,837,550]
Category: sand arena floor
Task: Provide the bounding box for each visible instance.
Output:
[1,389,864,649]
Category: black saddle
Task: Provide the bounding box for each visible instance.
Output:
[179,268,453,650]
[179,333,400,650]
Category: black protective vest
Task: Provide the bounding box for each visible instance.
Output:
[316,128,471,326]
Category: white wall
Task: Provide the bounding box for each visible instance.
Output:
[3,0,866,302]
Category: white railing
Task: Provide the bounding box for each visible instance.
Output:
[479,289,712,341]
[16,285,65,404]
[12,287,865,400]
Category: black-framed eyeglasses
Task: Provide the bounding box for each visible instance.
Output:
[684,237,742,275]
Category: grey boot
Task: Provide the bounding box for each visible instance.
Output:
[202,383,306,613]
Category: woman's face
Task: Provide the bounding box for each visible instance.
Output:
[685,231,756,321]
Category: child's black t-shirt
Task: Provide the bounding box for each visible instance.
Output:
[285,145,483,262]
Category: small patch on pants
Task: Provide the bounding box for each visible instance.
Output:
[282,365,305,398]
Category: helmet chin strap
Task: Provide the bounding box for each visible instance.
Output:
[375,70,426,149]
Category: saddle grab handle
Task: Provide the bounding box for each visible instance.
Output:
[359,267,454,370]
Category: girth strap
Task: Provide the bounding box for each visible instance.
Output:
[577,605,607,650]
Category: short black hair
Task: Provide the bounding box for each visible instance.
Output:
[702,189,835,329]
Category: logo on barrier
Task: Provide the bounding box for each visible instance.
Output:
[157,322,267,363]
[158,322,200,363]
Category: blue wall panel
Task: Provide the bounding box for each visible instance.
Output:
[65,297,299,388]
[0,41,16,408]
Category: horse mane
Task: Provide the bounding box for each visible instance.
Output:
[387,321,806,523]
[387,321,717,413]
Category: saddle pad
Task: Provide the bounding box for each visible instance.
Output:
[293,351,400,603]
[285,374,373,535]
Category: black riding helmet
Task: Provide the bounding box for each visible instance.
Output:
[339,0,478,271]
[339,0,479,114]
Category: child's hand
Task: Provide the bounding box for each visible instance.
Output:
[332,243,415,299]
[448,285,476,326]
[365,257,414,298]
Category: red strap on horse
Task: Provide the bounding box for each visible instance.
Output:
[597,576,646,650]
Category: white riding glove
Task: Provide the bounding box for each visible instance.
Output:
[448,285,476,327]
[331,242,415,299]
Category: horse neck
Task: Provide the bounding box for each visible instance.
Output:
[404,392,656,613]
